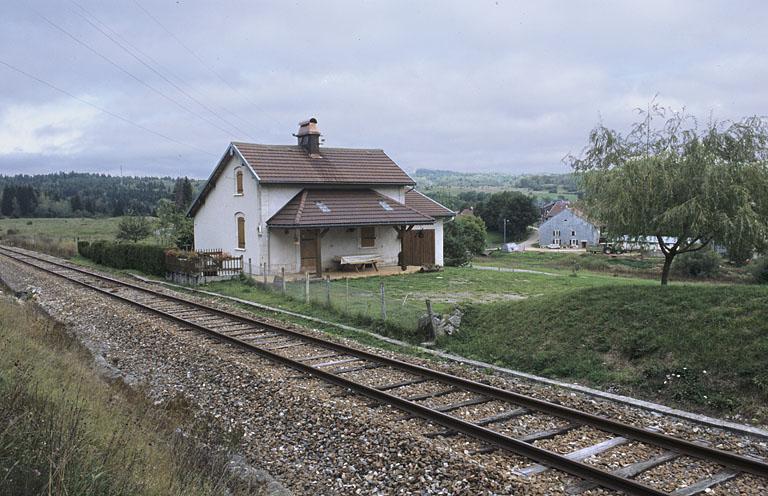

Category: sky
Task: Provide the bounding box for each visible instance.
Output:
[0,1,766,178]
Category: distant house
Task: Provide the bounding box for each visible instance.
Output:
[540,199,571,222]
[538,207,599,248]
[187,118,454,276]
[456,206,475,218]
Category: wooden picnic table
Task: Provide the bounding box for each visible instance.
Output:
[335,254,383,272]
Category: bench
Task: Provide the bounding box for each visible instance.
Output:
[334,254,383,272]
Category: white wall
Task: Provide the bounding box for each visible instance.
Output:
[373,186,405,203]
[318,226,401,271]
[195,168,438,274]
[193,155,263,265]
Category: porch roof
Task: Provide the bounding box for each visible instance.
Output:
[267,189,435,228]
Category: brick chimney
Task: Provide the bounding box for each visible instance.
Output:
[295,117,321,157]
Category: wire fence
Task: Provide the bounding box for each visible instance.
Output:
[253,272,434,335]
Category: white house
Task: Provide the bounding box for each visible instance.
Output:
[538,207,600,248]
[187,118,454,276]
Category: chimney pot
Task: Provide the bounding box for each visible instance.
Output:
[296,117,321,156]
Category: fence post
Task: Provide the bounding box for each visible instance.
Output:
[248,258,252,275]
[380,281,387,320]
[425,299,436,340]
[345,277,349,311]
[325,276,331,307]
[281,267,286,294]
[305,272,310,304]
[263,263,268,285]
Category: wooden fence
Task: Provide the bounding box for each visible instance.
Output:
[165,249,243,277]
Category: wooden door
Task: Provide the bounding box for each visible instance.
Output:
[300,230,321,275]
[402,229,435,266]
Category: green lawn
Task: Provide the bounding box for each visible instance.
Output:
[441,284,768,423]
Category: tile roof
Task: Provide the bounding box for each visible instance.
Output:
[267,189,434,228]
[404,190,455,218]
[232,142,415,185]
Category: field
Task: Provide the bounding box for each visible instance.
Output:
[0,216,151,241]
[0,295,242,495]
[0,216,159,258]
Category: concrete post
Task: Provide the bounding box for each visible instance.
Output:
[380,281,387,320]
[305,271,310,304]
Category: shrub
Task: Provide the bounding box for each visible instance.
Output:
[78,240,165,275]
[750,257,768,284]
[671,249,721,278]
[444,216,487,266]
[116,215,152,243]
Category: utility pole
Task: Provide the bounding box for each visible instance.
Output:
[503,218,508,244]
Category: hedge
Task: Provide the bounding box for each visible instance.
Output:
[78,240,166,276]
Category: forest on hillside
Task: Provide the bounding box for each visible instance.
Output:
[0,172,203,218]
[412,169,578,192]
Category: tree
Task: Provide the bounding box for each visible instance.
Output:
[568,106,768,285]
[116,214,152,243]
[69,193,83,213]
[444,215,487,266]
[475,191,538,239]
[155,199,194,248]
[173,177,194,211]
[1,185,14,217]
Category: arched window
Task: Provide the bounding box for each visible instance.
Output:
[236,215,246,249]
[235,169,244,195]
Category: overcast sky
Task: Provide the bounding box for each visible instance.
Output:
[1,1,766,178]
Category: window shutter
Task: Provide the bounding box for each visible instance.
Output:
[360,226,376,248]
[237,217,246,249]
[236,170,244,194]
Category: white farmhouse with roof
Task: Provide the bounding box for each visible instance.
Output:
[188,118,454,276]
[538,207,600,248]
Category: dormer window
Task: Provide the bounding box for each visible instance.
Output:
[315,201,331,213]
[235,169,244,195]
[378,200,393,211]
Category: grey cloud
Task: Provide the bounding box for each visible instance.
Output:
[0,0,766,177]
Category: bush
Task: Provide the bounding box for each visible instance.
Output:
[750,257,768,284]
[671,249,721,278]
[78,240,165,275]
[444,216,487,266]
[116,215,152,243]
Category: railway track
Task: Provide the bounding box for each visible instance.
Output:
[2,245,767,495]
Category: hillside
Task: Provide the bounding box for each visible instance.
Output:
[0,172,204,218]
[441,284,768,423]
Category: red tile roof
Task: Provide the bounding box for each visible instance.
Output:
[267,189,434,228]
[232,142,415,185]
[404,190,454,218]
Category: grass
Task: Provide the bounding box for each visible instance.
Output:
[440,284,768,423]
[0,295,248,495]
[0,217,127,240]
[196,266,657,347]
[0,216,162,259]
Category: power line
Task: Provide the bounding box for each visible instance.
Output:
[131,0,265,124]
[33,9,244,140]
[0,58,216,157]
[67,0,258,140]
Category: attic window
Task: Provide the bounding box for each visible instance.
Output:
[315,201,331,213]
[378,200,394,211]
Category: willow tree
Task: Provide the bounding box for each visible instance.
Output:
[568,107,768,285]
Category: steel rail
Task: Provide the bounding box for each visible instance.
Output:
[2,246,767,493]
